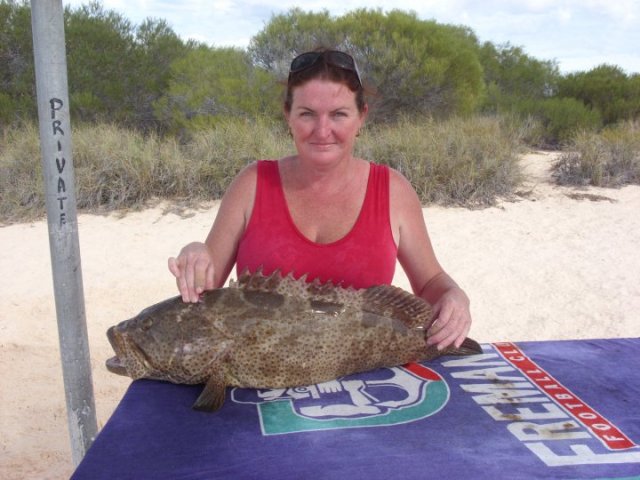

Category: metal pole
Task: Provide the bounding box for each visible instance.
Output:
[30,0,98,466]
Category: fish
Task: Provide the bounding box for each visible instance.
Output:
[106,269,482,412]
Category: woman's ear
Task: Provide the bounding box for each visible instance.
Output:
[359,103,369,125]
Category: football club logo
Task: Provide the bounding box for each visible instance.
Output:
[231,363,449,435]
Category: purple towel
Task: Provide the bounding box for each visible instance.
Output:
[73,338,640,479]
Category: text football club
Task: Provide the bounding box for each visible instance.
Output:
[442,343,640,467]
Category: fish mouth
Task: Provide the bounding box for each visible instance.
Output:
[106,355,128,376]
[105,323,157,379]
[106,325,129,376]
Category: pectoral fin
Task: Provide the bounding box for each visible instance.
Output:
[193,371,227,412]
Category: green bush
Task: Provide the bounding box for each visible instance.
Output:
[558,65,640,126]
[510,97,602,147]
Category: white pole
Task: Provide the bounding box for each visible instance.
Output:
[30,0,98,466]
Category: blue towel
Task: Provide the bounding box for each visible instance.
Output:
[72,338,640,479]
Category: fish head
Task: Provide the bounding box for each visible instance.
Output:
[106,295,229,384]
[106,317,162,381]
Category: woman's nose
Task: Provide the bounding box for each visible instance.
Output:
[314,115,331,138]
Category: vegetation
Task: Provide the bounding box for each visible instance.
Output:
[3,2,638,135]
[357,116,526,206]
[250,8,485,121]
[1,1,639,224]
[515,97,602,147]
[1,1,190,130]
[553,121,640,187]
[558,65,640,126]
[1,116,526,223]
[0,119,290,223]
[154,46,282,135]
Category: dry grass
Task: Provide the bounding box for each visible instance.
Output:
[1,115,527,223]
[552,121,640,187]
[357,115,526,206]
[0,118,290,224]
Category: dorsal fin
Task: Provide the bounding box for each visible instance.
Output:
[362,284,433,330]
[233,267,361,304]
[232,269,432,330]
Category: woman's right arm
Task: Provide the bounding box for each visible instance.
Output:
[168,162,258,302]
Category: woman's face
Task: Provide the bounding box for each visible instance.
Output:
[285,79,367,167]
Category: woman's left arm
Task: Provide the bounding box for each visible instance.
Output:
[389,169,472,350]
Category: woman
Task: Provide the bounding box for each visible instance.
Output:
[168,48,471,350]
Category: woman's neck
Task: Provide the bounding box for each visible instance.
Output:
[280,155,362,196]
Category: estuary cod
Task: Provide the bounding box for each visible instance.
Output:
[106,269,481,411]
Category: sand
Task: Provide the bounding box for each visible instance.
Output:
[1,151,639,479]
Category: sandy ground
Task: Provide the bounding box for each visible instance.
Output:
[1,151,639,478]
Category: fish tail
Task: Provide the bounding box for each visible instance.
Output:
[447,337,483,356]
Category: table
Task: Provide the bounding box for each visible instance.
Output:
[72,338,640,479]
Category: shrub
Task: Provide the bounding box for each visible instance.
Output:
[553,120,640,187]
[0,122,43,222]
[357,115,525,206]
[1,115,526,223]
[0,118,290,223]
[510,97,602,147]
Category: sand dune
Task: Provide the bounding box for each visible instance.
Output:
[1,151,639,478]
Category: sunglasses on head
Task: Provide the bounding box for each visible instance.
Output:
[289,50,363,87]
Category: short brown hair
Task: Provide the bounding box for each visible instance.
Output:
[284,48,367,114]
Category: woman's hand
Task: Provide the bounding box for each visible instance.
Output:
[426,287,472,351]
[168,242,215,303]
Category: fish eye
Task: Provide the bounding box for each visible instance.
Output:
[141,318,153,331]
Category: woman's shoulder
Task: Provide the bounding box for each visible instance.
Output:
[231,157,283,181]
[385,164,424,232]
[231,161,258,188]
[225,158,286,202]
[384,165,419,201]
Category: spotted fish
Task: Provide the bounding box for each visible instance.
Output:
[106,269,481,411]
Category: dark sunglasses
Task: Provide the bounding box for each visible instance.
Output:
[289,50,362,87]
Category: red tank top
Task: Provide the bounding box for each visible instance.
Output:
[235,160,397,289]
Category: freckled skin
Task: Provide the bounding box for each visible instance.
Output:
[106,270,481,407]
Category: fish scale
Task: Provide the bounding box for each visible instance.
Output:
[106,269,482,411]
